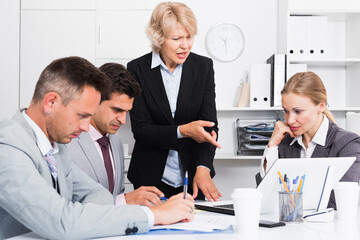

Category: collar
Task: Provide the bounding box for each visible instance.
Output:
[290,114,329,147]
[151,51,183,71]
[22,110,59,156]
[89,124,109,142]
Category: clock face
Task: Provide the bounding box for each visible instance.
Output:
[205,23,245,62]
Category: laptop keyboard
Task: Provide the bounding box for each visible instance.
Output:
[216,204,234,209]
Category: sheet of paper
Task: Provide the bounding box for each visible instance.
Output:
[151,213,234,232]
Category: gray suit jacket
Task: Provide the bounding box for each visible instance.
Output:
[0,110,148,239]
[66,131,125,198]
[256,122,360,209]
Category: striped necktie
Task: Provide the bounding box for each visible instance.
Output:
[45,153,58,181]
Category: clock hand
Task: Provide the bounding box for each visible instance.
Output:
[218,35,226,43]
[224,38,228,54]
[218,35,228,54]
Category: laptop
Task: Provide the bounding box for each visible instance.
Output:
[195,157,357,215]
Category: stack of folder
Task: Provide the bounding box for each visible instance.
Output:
[236,119,275,155]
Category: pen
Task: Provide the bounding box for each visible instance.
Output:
[279,177,284,191]
[293,174,306,221]
[277,171,291,193]
[297,174,306,193]
[278,171,295,206]
[299,174,306,192]
[159,196,168,201]
[293,176,299,192]
[183,171,188,199]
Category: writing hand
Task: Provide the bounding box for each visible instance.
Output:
[151,192,194,225]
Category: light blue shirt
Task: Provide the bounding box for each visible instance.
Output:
[151,52,184,188]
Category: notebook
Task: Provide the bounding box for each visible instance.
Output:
[195,157,356,215]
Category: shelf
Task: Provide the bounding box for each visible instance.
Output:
[217,107,360,112]
[289,58,360,67]
[217,107,283,111]
[289,11,360,22]
[329,107,360,111]
[214,153,262,160]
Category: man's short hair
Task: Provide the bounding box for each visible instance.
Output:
[99,63,141,101]
[32,56,111,105]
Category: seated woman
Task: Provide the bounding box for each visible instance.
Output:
[257,71,360,209]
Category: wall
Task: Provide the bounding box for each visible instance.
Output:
[1,0,279,199]
[0,0,20,120]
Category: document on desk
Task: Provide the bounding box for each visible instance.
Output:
[151,213,234,232]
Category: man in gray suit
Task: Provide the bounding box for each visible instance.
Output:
[67,63,164,207]
[0,56,194,239]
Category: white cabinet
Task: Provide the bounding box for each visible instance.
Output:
[20,10,96,107]
[96,10,152,60]
[21,0,95,10]
[278,0,360,109]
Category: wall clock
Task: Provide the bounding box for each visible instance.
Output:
[205,23,245,62]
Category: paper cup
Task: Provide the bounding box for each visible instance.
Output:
[231,188,262,235]
[334,182,360,221]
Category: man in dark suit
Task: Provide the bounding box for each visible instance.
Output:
[127,2,222,201]
[67,63,165,207]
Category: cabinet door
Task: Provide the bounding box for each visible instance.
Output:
[96,10,152,59]
[20,10,96,108]
[21,0,95,10]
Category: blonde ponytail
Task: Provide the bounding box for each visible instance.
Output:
[324,107,337,124]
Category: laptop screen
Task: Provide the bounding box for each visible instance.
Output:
[195,157,356,214]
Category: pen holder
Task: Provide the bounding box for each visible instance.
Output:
[279,191,303,222]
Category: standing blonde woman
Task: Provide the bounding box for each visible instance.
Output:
[127,2,222,201]
[258,71,360,208]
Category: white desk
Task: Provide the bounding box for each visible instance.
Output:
[8,211,360,240]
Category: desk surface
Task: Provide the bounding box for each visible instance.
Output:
[9,211,360,240]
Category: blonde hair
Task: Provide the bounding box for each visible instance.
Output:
[147,2,197,53]
[282,72,336,123]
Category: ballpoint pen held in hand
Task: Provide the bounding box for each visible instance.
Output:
[184,171,188,199]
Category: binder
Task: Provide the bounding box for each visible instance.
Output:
[267,54,287,107]
[288,16,307,59]
[288,16,327,59]
[287,63,307,80]
[307,16,327,59]
[249,64,271,108]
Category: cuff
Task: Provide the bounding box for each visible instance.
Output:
[141,206,154,229]
[177,126,183,139]
[197,165,210,171]
[260,146,279,178]
[115,193,127,206]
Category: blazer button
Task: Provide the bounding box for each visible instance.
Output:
[132,227,138,233]
[125,228,132,235]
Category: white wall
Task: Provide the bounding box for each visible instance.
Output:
[0,0,20,120]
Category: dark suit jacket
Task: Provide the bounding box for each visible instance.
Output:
[256,121,360,209]
[127,52,218,196]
